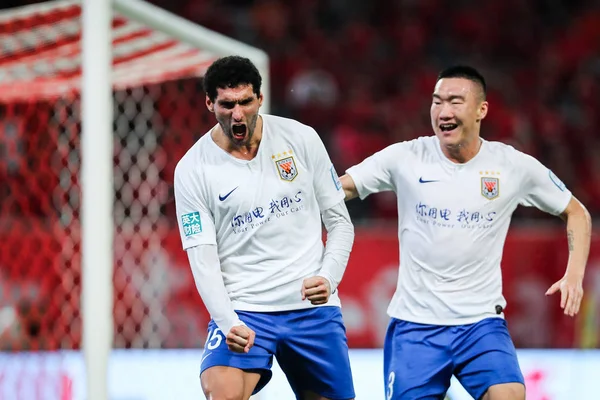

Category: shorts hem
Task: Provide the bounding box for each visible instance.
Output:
[200,360,273,394]
[473,377,525,400]
[309,390,355,400]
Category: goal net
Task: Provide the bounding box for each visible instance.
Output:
[0,0,269,398]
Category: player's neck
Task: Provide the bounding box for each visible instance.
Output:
[441,137,482,164]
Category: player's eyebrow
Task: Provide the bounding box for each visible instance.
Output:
[218,96,254,107]
[432,93,466,101]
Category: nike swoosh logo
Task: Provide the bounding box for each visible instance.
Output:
[218,187,238,201]
[419,177,440,183]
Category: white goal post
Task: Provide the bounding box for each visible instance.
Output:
[81,2,112,400]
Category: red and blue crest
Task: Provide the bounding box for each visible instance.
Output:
[481,177,499,199]
[275,156,298,181]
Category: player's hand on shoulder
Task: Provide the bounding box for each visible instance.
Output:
[545,273,584,317]
[301,276,332,305]
[226,324,255,353]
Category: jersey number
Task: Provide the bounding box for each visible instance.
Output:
[387,371,395,400]
[206,327,224,350]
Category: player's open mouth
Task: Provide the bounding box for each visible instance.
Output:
[439,123,458,133]
[232,124,247,140]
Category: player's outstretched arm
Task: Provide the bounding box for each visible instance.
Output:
[545,196,592,317]
[187,244,255,353]
[340,174,359,201]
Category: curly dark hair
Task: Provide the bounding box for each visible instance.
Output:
[203,56,262,102]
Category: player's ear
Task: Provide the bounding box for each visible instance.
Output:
[206,95,215,113]
[258,92,263,108]
[477,101,488,122]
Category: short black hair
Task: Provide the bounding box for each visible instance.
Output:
[437,65,487,100]
[203,56,262,102]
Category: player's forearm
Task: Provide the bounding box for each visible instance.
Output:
[187,245,242,333]
[563,202,592,279]
[320,201,355,291]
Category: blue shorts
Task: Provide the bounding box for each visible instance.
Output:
[383,317,524,400]
[200,306,355,399]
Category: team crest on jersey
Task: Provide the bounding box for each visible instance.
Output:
[481,177,499,200]
[275,156,298,181]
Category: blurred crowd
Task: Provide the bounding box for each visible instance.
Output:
[3,0,599,220]
[149,0,600,220]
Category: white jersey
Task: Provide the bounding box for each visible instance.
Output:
[174,114,345,312]
[347,136,572,325]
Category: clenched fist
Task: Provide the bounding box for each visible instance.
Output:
[301,276,332,305]
[226,325,255,353]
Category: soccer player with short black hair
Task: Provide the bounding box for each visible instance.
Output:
[341,65,591,400]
